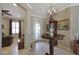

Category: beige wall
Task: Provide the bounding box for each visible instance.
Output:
[2,17,10,36]
[54,8,71,49]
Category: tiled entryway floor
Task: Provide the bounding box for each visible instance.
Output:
[19,42,74,55]
[0,40,74,55]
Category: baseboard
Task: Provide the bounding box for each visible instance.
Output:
[58,44,72,52]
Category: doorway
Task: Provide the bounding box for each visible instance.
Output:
[35,23,40,40]
[12,21,19,39]
[32,17,43,40]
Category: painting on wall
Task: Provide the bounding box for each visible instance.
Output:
[57,19,70,30]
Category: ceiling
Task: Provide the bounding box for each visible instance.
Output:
[29,3,75,17]
[1,3,26,19]
[1,3,79,19]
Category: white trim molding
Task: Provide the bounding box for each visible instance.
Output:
[31,14,45,19]
[25,3,32,9]
[17,3,32,11]
[56,6,70,13]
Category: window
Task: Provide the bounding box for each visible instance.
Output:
[35,23,40,39]
[12,21,19,34]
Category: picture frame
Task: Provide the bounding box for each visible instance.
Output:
[57,19,70,30]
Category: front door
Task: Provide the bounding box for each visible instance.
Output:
[32,17,43,40]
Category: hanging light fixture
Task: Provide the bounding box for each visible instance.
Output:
[47,3,56,17]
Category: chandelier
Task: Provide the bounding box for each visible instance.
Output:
[47,3,56,17]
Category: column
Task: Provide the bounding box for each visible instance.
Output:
[24,10,32,51]
[0,4,2,54]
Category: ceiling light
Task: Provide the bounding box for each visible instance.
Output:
[53,9,56,12]
[13,3,17,7]
[47,3,56,16]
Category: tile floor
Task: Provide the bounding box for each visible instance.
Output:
[0,40,74,55]
[0,38,18,55]
[19,42,74,55]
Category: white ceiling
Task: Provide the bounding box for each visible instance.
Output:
[29,3,74,17]
[1,3,79,19]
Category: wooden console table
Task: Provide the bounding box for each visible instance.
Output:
[72,40,79,54]
[2,36,13,47]
[18,37,24,50]
[41,33,64,55]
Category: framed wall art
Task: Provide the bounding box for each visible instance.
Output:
[57,19,70,30]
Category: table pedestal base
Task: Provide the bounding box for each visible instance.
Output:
[45,39,54,55]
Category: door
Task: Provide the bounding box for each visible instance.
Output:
[35,23,40,39]
[32,17,43,40]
